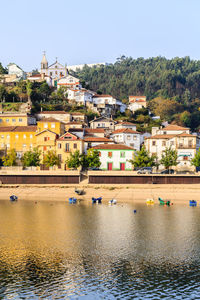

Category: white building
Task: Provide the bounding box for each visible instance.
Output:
[67,89,93,105]
[128,96,147,112]
[89,116,116,131]
[92,94,126,115]
[92,144,134,171]
[83,137,114,153]
[144,124,200,170]
[110,128,141,151]
[27,73,52,87]
[7,63,26,80]
[57,75,81,90]
[115,121,137,131]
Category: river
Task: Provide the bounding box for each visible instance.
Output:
[0,200,199,299]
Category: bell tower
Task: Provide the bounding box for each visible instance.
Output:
[41,51,48,75]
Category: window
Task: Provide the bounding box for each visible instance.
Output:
[183,156,188,161]
[1,135,4,139]
[23,134,26,139]
[163,131,167,135]
[44,123,48,128]
[162,141,166,146]
[102,123,105,127]
[19,118,23,122]
[7,143,10,148]
[152,141,156,146]
[120,152,125,158]
[55,65,57,68]
[58,154,62,162]
[64,136,72,139]
[55,71,57,75]
[51,123,55,129]
[65,143,70,152]
[60,72,62,76]
[30,134,33,139]
[12,119,16,122]
[0,119,2,123]
[58,143,62,149]
[170,141,174,146]
[15,134,19,139]
[108,152,112,157]
[73,143,77,149]
[133,136,137,140]
[44,137,50,141]
[1,144,4,147]
[7,135,10,139]
[23,144,26,148]
[6,119,9,122]
[30,144,33,148]
[97,123,101,127]
[127,135,131,140]
[50,72,52,76]
[43,146,47,151]
[130,143,135,147]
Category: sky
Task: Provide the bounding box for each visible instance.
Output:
[1,0,200,71]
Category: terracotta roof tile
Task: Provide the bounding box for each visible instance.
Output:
[0,126,37,132]
[37,111,68,114]
[164,124,189,131]
[84,137,113,142]
[93,94,112,98]
[92,144,134,150]
[111,128,139,134]
[38,117,60,122]
[85,128,105,133]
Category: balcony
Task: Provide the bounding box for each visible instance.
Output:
[177,144,195,149]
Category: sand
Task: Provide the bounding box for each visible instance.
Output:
[1,184,200,203]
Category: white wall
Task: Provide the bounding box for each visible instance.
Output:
[98,149,133,170]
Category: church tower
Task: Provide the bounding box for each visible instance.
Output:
[41,51,48,75]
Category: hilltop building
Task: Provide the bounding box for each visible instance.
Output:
[128,96,147,112]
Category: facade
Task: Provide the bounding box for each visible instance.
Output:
[37,118,65,135]
[90,116,115,131]
[145,124,200,169]
[84,128,105,138]
[57,75,80,90]
[92,144,134,170]
[65,121,83,131]
[92,94,125,116]
[35,111,71,123]
[7,63,26,80]
[115,121,137,131]
[67,89,93,106]
[27,73,53,87]
[0,126,37,158]
[56,132,84,170]
[0,114,36,127]
[35,130,58,162]
[83,137,114,153]
[128,96,147,112]
[110,128,141,151]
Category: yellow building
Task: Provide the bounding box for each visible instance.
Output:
[37,118,64,135]
[0,114,36,127]
[35,129,58,162]
[0,126,37,157]
[65,121,83,131]
[56,132,84,169]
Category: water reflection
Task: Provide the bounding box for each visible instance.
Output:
[0,201,199,298]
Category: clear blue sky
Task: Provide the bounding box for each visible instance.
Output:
[1,0,200,71]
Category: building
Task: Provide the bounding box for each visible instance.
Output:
[0,126,37,158]
[144,124,200,170]
[0,114,36,127]
[7,63,26,80]
[115,121,137,131]
[110,128,141,151]
[92,144,134,170]
[57,75,81,90]
[92,94,126,116]
[56,132,84,170]
[128,96,147,112]
[35,129,58,162]
[27,73,53,87]
[83,136,114,153]
[37,118,65,135]
[35,111,87,124]
[89,116,115,131]
[84,128,105,138]
[67,89,93,106]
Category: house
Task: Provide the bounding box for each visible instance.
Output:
[89,116,115,131]
[115,121,137,131]
[0,113,36,127]
[57,75,81,90]
[35,111,71,123]
[128,96,147,112]
[110,128,141,151]
[27,73,53,87]
[92,144,134,170]
[92,94,125,116]
[7,63,26,80]
[56,132,84,170]
[35,130,58,162]
[67,89,93,106]
[83,136,114,153]
[144,124,200,169]
[84,128,105,138]
[37,118,65,135]
[0,126,37,158]
[65,121,83,131]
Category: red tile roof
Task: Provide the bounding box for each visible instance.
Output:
[85,128,105,133]
[147,134,176,139]
[38,117,60,122]
[164,124,189,131]
[65,121,82,125]
[117,121,137,126]
[92,144,134,150]
[111,128,139,134]
[37,111,68,115]
[84,137,113,142]
[0,126,37,132]
[93,94,112,98]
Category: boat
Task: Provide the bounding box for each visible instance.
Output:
[92,197,102,204]
[189,200,197,207]
[146,198,154,205]
[10,195,18,202]
[158,197,171,206]
[69,197,77,204]
[109,199,117,205]
[75,188,84,195]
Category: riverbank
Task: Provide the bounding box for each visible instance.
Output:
[1,184,200,203]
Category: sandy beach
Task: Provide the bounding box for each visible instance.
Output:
[1,184,200,203]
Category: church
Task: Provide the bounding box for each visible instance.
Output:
[40,52,80,89]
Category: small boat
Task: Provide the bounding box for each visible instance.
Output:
[158,197,171,206]
[75,188,84,195]
[10,195,18,202]
[92,197,102,204]
[189,200,197,207]
[69,197,77,204]
[146,198,154,205]
[109,199,117,205]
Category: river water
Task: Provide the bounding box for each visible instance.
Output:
[0,200,199,299]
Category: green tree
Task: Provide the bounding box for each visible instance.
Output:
[84,148,101,168]
[160,147,178,170]
[2,149,17,166]
[129,146,157,168]
[37,82,51,101]
[0,85,7,101]
[66,150,81,169]
[191,149,200,167]
[26,80,33,102]
[43,150,59,167]
[21,148,41,167]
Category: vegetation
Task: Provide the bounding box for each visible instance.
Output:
[191,149,200,167]
[66,149,101,169]
[21,148,41,167]
[129,146,157,168]
[160,147,178,170]
[84,148,101,168]
[2,149,17,166]
[43,150,59,167]
[66,150,81,169]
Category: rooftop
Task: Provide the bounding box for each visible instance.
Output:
[37,111,68,115]
[111,128,139,134]
[38,117,60,123]
[0,126,37,132]
[84,137,112,142]
[92,144,134,150]
[164,124,189,131]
